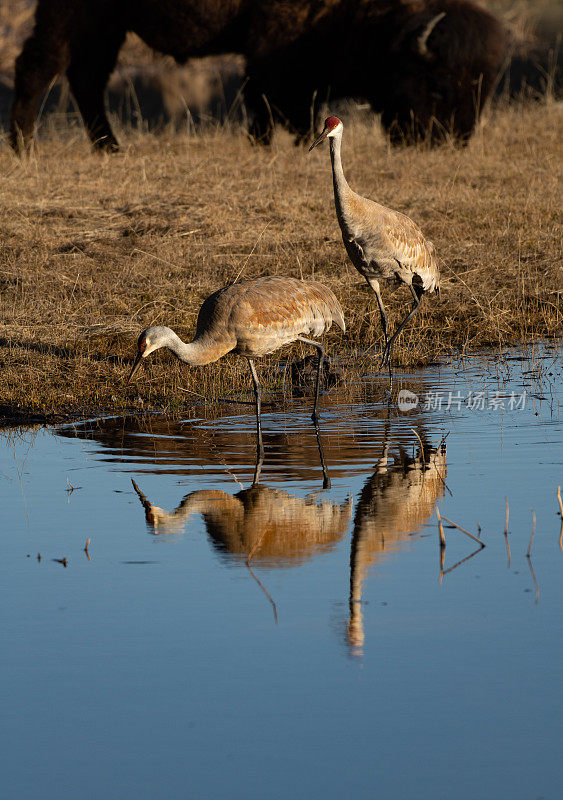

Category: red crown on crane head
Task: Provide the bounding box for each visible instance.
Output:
[324,116,342,131]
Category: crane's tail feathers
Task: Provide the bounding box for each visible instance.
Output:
[310,283,345,333]
[334,309,346,332]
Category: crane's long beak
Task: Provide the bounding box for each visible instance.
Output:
[308,127,328,152]
[128,353,144,383]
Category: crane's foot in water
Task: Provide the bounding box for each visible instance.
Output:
[377,348,393,383]
[378,342,391,370]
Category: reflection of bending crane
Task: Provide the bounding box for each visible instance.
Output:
[132,465,352,620]
[348,436,447,657]
[132,480,352,566]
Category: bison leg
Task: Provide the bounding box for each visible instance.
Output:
[66,30,125,152]
[10,33,70,153]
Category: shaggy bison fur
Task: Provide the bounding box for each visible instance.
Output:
[10,0,508,151]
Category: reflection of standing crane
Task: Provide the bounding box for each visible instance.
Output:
[309,116,440,373]
[348,437,447,657]
[128,276,344,457]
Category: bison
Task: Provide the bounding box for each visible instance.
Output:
[10,0,508,152]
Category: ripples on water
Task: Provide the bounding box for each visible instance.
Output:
[1,345,562,799]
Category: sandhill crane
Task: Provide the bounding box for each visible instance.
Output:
[128,276,345,457]
[309,116,440,374]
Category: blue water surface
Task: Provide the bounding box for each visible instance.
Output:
[1,345,562,800]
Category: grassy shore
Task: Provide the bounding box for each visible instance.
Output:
[0,100,561,422]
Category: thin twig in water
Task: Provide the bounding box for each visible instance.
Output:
[557,487,563,551]
[431,432,452,496]
[504,496,511,567]
[436,432,450,450]
[245,562,278,624]
[504,496,509,535]
[526,509,536,558]
[440,516,485,547]
[409,427,426,471]
[526,554,540,604]
[439,542,445,585]
[442,545,485,577]
[84,538,91,561]
[246,528,268,563]
[436,508,446,550]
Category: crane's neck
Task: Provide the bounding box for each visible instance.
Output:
[329,132,352,226]
[162,329,230,367]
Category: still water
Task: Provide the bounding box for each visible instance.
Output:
[1,346,562,800]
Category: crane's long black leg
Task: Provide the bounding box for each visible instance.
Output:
[382,284,423,371]
[294,336,331,488]
[376,290,393,380]
[247,358,264,465]
[296,336,325,423]
[366,277,390,376]
[366,277,389,352]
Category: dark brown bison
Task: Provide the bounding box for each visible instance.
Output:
[10,0,508,152]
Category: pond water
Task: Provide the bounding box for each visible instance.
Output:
[1,345,562,800]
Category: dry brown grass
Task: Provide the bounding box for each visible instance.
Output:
[0,97,561,420]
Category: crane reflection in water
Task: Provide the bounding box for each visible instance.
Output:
[347,436,447,658]
[132,477,352,621]
[56,401,461,652]
[124,416,448,649]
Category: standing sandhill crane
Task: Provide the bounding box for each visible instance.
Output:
[128,276,345,457]
[309,116,440,373]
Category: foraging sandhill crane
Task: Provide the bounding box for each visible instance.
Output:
[128,276,345,457]
[309,116,440,373]
[348,436,447,657]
